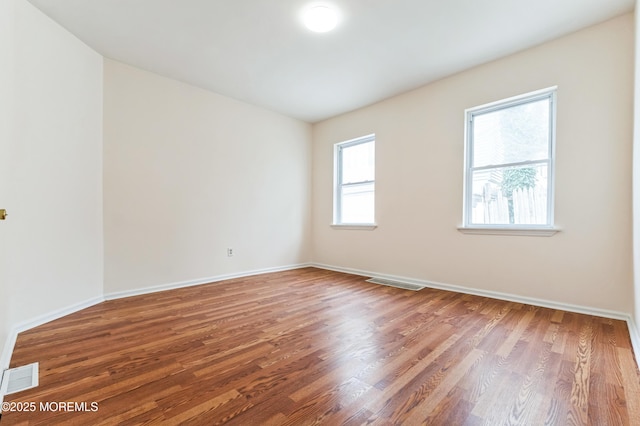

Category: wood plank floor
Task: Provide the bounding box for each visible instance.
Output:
[3,267,640,425]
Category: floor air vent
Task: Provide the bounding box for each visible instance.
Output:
[1,362,39,395]
[366,277,424,291]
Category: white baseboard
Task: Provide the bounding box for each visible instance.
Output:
[2,263,311,375]
[312,263,631,320]
[104,263,312,300]
[0,331,18,375]
[313,262,640,370]
[0,329,17,409]
[1,295,104,408]
[628,318,640,363]
[0,264,312,408]
[1,295,105,370]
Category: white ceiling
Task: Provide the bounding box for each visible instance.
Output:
[27,0,634,123]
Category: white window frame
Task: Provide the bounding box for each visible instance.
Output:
[460,87,559,236]
[333,134,376,229]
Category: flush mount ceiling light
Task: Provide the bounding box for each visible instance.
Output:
[303,5,339,33]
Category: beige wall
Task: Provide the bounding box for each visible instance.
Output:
[0,0,104,366]
[312,14,634,313]
[103,60,312,294]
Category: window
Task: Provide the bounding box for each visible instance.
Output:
[463,88,556,232]
[334,134,375,226]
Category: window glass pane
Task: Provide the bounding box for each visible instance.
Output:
[341,141,374,184]
[473,98,550,167]
[470,163,548,225]
[341,183,374,223]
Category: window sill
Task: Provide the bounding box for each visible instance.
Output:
[457,226,560,237]
[331,223,378,230]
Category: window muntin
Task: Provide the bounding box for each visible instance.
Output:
[464,88,556,228]
[334,135,375,225]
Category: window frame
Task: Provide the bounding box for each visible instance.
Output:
[461,87,559,235]
[333,134,376,228]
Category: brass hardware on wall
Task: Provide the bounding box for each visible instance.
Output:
[0,209,7,220]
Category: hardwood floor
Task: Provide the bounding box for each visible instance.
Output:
[3,267,640,425]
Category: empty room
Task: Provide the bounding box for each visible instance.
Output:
[2,0,640,424]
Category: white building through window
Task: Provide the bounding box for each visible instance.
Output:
[463,88,556,229]
[334,134,375,225]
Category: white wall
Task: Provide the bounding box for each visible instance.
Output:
[312,14,634,313]
[0,0,17,369]
[103,60,312,294]
[0,0,104,368]
[632,3,640,346]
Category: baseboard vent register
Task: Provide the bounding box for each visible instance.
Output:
[366,277,425,291]
[1,362,39,396]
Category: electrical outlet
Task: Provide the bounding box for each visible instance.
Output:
[227,248,234,257]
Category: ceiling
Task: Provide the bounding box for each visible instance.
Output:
[27,0,634,123]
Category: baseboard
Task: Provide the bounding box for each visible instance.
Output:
[1,295,105,369]
[0,328,18,409]
[314,262,640,370]
[2,263,311,376]
[0,331,18,375]
[311,262,631,321]
[104,263,312,301]
[628,317,640,363]
[0,264,313,409]
[1,295,104,408]
[312,262,640,369]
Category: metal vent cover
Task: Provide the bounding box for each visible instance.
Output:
[366,277,424,291]
[1,362,39,395]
